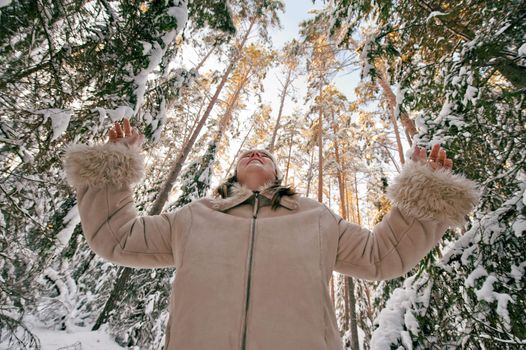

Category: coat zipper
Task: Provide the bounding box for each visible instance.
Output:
[241,192,259,350]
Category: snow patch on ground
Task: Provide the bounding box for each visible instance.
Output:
[31,325,123,350]
[0,319,123,350]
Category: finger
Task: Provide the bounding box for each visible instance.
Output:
[412,146,422,161]
[444,158,453,170]
[419,146,427,161]
[429,144,440,161]
[438,149,446,164]
[411,147,419,161]
[128,133,144,147]
[124,118,131,137]
[108,128,117,142]
[115,122,123,138]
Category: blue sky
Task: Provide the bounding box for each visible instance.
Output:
[260,1,362,122]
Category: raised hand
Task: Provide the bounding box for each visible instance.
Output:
[411,144,453,171]
[108,117,144,148]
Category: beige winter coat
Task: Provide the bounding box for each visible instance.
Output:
[63,142,480,350]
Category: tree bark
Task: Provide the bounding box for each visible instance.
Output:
[317,86,324,203]
[376,65,405,165]
[268,68,293,152]
[284,133,294,183]
[194,45,216,72]
[345,179,356,224]
[212,71,251,145]
[92,267,132,330]
[353,173,361,225]
[329,275,335,306]
[343,275,350,330]
[331,116,347,220]
[347,277,360,350]
[376,66,417,146]
[306,148,315,197]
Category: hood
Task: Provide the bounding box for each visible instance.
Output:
[210,181,299,212]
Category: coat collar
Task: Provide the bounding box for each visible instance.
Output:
[211,182,299,212]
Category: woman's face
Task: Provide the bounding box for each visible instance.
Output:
[236,150,277,187]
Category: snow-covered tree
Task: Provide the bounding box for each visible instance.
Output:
[0,1,234,347]
[323,0,526,347]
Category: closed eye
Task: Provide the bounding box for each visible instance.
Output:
[242,152,269,158]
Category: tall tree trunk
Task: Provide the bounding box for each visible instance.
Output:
[349,37,415,153]
[306,148,315,197]
[92,18,257,330]
[194,45,216,72]
[343,275,350,331]
[329,275,335,306]
[376,65,417,147]
[284,133,293,183]
[166,45,217,112]
[224,123,255,175]
[212,72,251,146]
[317,88,324,203]
[149,17,256,215]
[345,179,357,223]
[346,277,360,350]
[158,94,208,176]
[353,173,361,225]
[376,86,407,162]
[335,146,347,219]
[268,68,293,152]
[332,116,347,220]
[92,267,132,330]
[340,160,349,221]
[327,179,332,207]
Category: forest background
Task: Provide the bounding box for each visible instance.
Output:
[0,0,525,349]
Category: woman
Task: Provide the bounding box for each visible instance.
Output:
[63,118,479,350]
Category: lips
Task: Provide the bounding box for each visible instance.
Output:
[248,159,263,164]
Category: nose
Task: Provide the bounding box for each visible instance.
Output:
[246,151,264,164]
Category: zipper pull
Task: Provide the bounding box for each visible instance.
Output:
[253,192,259,218]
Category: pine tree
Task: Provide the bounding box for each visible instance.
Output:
[0,1,234,347]
[323,0,526,347]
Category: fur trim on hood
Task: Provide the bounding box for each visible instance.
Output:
[387,160,481,227]
[211,181,299,211]
[63,142,144,188]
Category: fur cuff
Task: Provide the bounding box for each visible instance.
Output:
[387,161,481,227]
[63,143,144,188]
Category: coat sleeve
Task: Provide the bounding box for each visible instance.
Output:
[63,142,190,269]
[332,160,480,281]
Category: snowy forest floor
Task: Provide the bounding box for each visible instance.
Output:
[0,316,123,350]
